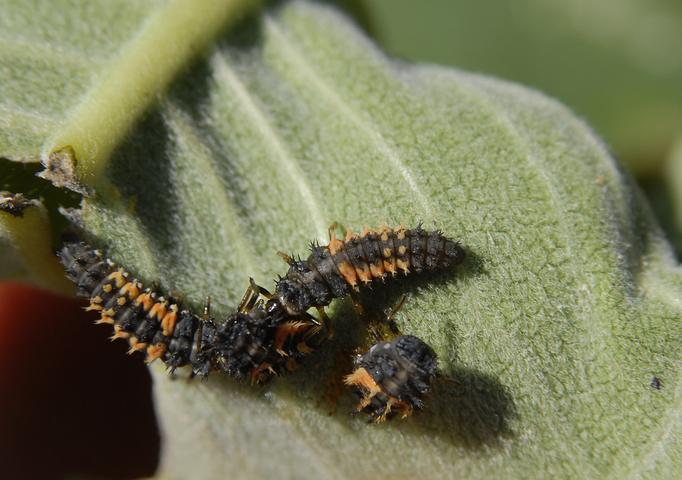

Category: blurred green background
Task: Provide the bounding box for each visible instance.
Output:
[349,0,682,255]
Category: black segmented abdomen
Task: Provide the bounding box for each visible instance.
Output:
[60,241,215,376]
[275,223,465,315]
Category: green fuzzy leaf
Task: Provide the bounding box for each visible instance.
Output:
[0,0,166,160]
[364,0,682,177]
[3,1,682,478]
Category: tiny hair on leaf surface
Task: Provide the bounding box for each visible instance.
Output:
[2,1,682,479]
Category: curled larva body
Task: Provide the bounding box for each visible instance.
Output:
[60,241,216,376]
[59,240,322,382]
[274,223,465,316]
[344,334,439,423]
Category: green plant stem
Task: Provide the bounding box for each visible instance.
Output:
[43,0,263,190]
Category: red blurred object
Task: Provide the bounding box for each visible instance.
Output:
[0,283,159,480]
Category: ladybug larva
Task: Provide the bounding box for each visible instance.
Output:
[344,334,440,423]
[212,279,330,383]
[270,222,465,322]
[59,239,327,383]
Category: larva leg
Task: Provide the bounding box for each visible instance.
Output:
[236,279,266,313]
[300,312,325,348]
[349,290,383,342]
[328,222,339,241]
[242,290,260,313]
[350,290,390,342]
[248,277,274,300]
[353,292,407,342]
[236,283,256,313]
[434,371,461,387]
[276,251,294,266]
[315,307,335,343]
[385,294,407,336]
[234,278,274,315]
[349,290,365,317]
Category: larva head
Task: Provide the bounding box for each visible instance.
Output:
[444,240,466,267]
[274,278,312,316]
[273,257,319,315]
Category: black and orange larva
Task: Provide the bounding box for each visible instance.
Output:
[344,334,440,423]
[270,222,465,320]
[59,240,327,383]
[213,279,330,382]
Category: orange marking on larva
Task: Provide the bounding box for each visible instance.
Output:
[355,264,373,284]
[102,308,116,317]
[343,227,356,243]
[85,303,103,312]
[344,367,382,409]
[383,259,398,276]
[328,236,344,255]
[344,367,376,388]
[146,343,167,363]
[368,263,386,280]
[161,308,178,337]
[344,229,372,284]
[358,227,386,279]
[107,269,127,288]
[111,324,131,340]
[396,259,410,275]
[128,337,148,353]
[120,282,140,300]
[102,284,113,293]
[337,260,359,288]
[91,295,103,304]
[274,320,309,355]
[382,249,398,276]
[95,316,115,325]
[134,293,154,312]
[149,301,168,321]
[398,245,407,256]
[117,296,127,306]
[377,222,391,241]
